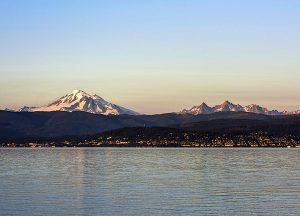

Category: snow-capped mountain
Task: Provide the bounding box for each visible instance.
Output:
[4,93,299,116]
[213,101,244,112]
[179,101,283,115]
[19,90,139,115]
[181,103,214,115]
[244,104,281,115]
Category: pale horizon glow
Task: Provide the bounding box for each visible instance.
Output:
[0,1,299,114]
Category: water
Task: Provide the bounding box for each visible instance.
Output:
[1,148,300,216]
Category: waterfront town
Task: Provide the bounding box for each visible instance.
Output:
[2,129,300,148]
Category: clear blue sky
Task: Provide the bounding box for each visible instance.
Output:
[0,0,299,114]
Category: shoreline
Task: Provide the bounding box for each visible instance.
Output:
[1,145,299,148]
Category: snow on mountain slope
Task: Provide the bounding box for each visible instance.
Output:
[9,92,299,116]
[244,104,281,115]
[180,103,214,114]
[179,101,284,115]
[213,101,244,112]
[19,90,139,115]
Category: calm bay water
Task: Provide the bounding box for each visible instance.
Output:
[0,148,300,216]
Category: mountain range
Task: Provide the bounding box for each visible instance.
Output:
[1,89,299,145]
[3,89,299,116]
[178,101,296,115]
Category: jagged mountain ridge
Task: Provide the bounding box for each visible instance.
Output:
[19,90,139,115]
[179,101,295,115]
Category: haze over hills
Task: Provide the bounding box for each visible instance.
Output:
[19,90,139,115]
[179,101,299,115]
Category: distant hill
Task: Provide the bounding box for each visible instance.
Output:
[0,110,276,140]
[1,110,300,147]
[172,116,300,136]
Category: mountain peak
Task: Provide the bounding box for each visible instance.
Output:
[222,100,234,105]
[200,102,209,107]
[19,90,139,115]
[72,89,85,94]
[70,89,90,97]
[180,102,214,115]
[213,101,241,112]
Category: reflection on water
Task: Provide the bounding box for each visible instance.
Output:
[1,148,300,215]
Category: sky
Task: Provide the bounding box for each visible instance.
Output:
[0,0,299,114]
